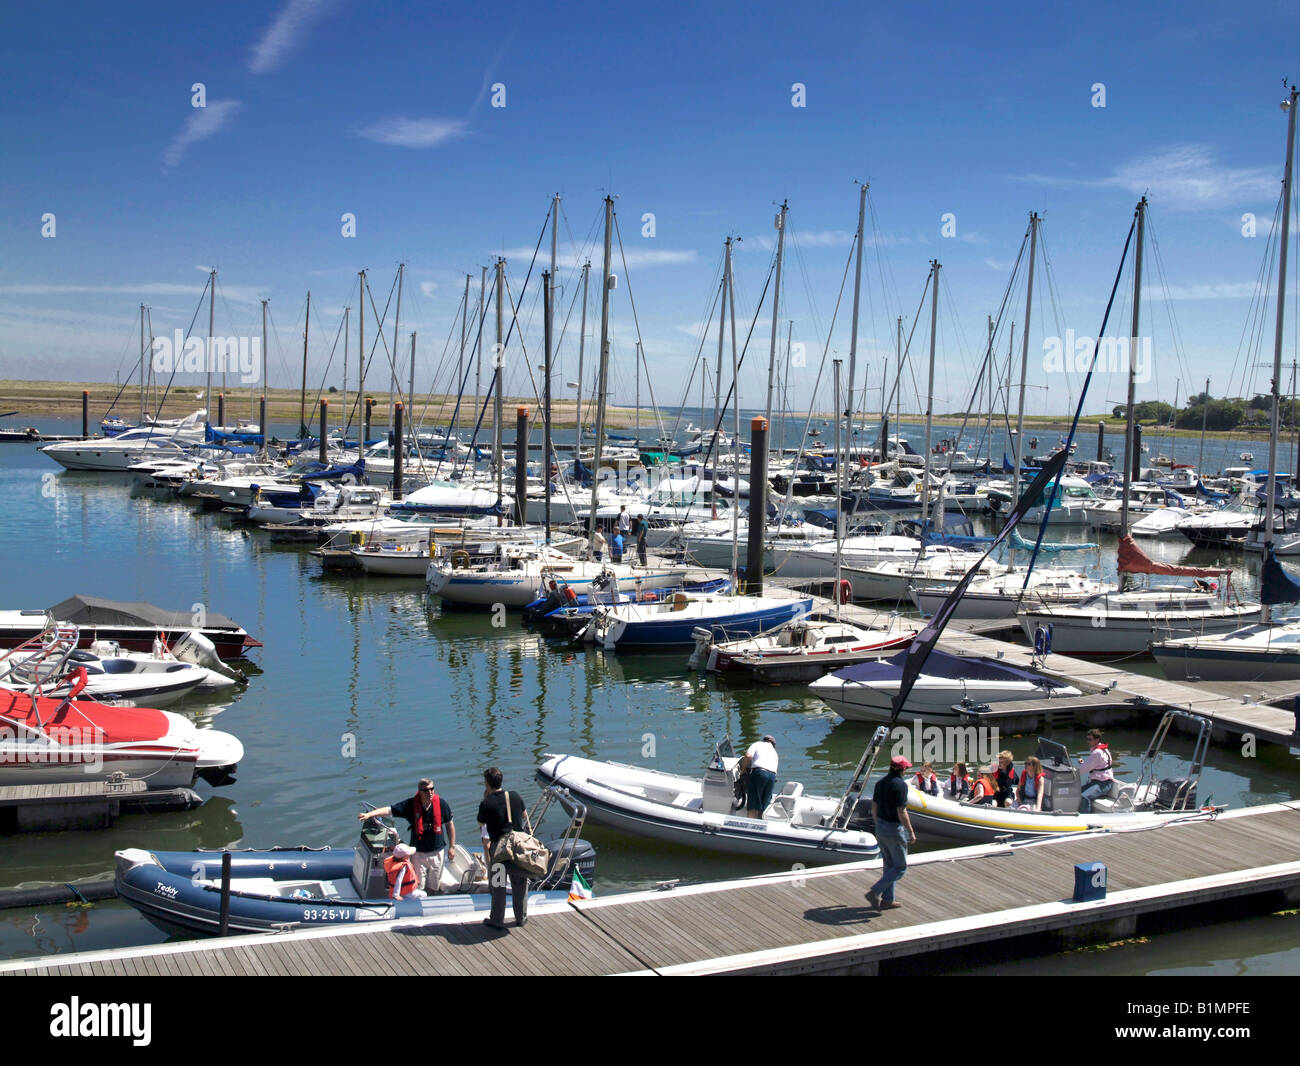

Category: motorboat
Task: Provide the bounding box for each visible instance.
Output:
[904,711,1223,843]
[808,649,1083,724]
[579,592,813,649]
[0,669,243,789]
[113,787,594,935]
[427,544,689,609]
[40,411,207,471]
[535,740,880,864]
[0,630,209,707]
[0,594,261,659]
[698,611,919,683]
[910,568,1105,620]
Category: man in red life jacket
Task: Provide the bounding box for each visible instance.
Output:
[1078,729,1115,813]
[384,843,420,899]
[360,777,457,894]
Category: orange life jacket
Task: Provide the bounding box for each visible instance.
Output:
[384,855,417,897]
[971,774,997,802]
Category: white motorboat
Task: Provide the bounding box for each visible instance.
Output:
[905,712,1221,844]
[910,568,1105,620]
[426,544,688,608]
[535,741,880,864]
[40,421,202,472]
[701,611,919,683]
[808,649,1082,724]
[0,672,243,789]
[844,552,1006,602]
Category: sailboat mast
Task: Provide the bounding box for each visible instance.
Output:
[576,261,589,438]
[846,184,867,442]
[1263,84,1299,623]
[206,269,216,422]
[455,276,468,440]
[356,273,366,434]
[712,245,726,521]
[726,237,740,587]
[1198,376,1209,477]
[920,260,940,531]
[1120,197,1148,537]
[260,299,268,442]
[495,256,505,526]
[139,304,146,426]
[390,263,403,429]
[765,200,788,428]
[1014,213,1039,502]
[476,267,485,417]
[833,358,843,608]
[586,197,614,547]
[301,290,311,438]
[342,306,349,443]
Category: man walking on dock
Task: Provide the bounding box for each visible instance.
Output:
[867,755,917,911]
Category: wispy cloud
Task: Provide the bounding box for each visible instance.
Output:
[496,244,696,269]
[162,100,241,171]
[1019,145,1276,211]
[249,0,336,74]
[984,258,1014,271]
[420,281,438,298]
[0,282,264,306]
[1145,280,1262,301]
[356,117,468,149]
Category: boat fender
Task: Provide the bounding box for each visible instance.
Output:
[835,579,852,605]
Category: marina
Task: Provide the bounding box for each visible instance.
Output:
[6,6,1300,1023]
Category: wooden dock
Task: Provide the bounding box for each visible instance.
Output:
[0,779,146,832]
[5,803,1298,977]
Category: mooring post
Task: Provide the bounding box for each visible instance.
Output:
[218,851,232,936]
[1097,421,1105,463]
[319,399,328,464]
[217,392,225,428]
[746,416,769,594]
[393,401,404,500]
[515,406,530,526]
[81,390,89,438]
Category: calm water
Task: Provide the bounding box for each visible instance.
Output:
[0,416,1298,974]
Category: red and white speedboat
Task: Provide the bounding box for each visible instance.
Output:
[700,612,919,683]
[0,670,243,790]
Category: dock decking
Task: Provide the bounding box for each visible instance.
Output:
[6,803,1298,977]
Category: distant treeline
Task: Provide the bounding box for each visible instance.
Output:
[1115,393,1300,431]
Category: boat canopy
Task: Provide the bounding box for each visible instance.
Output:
[47,594,243,632]
[832,648,1074,688]
[1261,549,1300,606]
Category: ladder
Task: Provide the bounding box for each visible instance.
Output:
[828,725,890,829]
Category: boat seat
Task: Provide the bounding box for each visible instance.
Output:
[779,781,803,798]
[1089,797,1119,813]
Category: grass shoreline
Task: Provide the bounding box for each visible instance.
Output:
[0,379,1287,443]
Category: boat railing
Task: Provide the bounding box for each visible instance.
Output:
[527,785,589,890]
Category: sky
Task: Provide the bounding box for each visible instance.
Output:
[2,0,1300,422]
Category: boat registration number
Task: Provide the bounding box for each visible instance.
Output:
[300,908,353,921]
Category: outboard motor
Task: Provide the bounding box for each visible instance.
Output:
[173,630,245,685]
[1155,778,1196,811]
[541,838,596,889]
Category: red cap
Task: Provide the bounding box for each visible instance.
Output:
[891,755,912,769]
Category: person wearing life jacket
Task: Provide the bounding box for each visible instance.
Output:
[359,777,457,894]
[994,750,1019,809]
[1017,755,1046,812]
[1078,729,1115,813]
[969,763,999,805]
[384,843,421,899]
[913,761,941,797]
[947,762,971,801]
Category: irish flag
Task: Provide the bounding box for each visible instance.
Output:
[568,868,592,901]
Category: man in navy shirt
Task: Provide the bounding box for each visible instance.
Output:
[867,755,917,911]
[360,777,456,894]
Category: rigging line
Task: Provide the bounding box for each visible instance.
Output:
[99,314,152,418]
[361,270,400,403]
[611,211,668,445]
[447,270,501,479]
[306,310,349,437]
[1022,210,1138,587]
[673,252,777,523]
[664,244,728,447]
[414,287,469,436]
[774,228,858,528]
[1226,193,1284,402]
[145,277,211,429]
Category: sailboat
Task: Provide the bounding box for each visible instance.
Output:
[1151,84,1300,681]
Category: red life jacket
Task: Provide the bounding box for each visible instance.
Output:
[914,772,939,794]
[384,855,417,897]
[413,793,443,840]
[1019,770,1044,798]
[949,773,970,796]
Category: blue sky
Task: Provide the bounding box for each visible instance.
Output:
[2,0,1299,420]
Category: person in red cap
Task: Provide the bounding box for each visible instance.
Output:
[866,754,917,911]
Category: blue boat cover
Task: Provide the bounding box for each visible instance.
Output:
[1261,548,1300,606]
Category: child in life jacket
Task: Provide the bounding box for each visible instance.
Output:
[969,763,999,805]
[947,762,972,800]
[1017,755,1046,811]
[913,761,942,797]
[384,843,424,899]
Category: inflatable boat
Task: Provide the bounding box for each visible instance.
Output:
[536,741,878,864]
[115,789,595,935]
